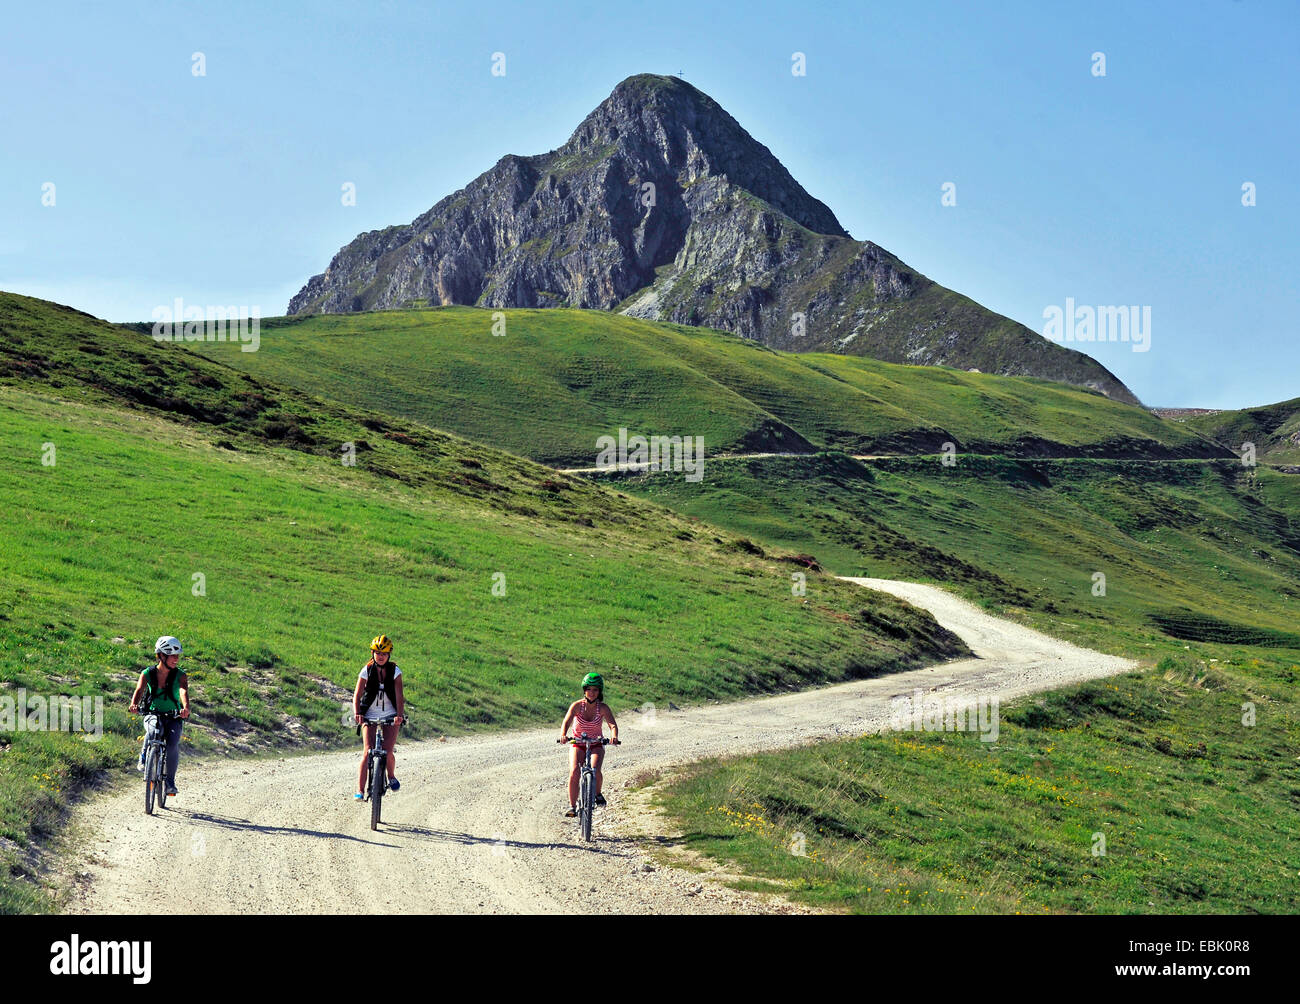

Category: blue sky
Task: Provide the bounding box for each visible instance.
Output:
[2,0,1296,407]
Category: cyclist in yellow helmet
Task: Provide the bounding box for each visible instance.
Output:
[352,634,405,800]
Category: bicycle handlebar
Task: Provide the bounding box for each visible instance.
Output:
[559,736,618,745]
[355,713,403,735]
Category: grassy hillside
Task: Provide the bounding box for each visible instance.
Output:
[619,453,1300,651]
[612,453,1300,912]
[0,293,968,911]
[1180,396,1300,465]
[171,307,1221,466]
[6,291,1294,915]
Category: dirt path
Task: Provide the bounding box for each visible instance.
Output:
[66,579,1135,914]
[554,453,890,474]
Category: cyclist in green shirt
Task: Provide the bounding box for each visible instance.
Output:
[129,636,191,796]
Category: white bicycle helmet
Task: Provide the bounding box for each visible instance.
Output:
[155,636,183,656]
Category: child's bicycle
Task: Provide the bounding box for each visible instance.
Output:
[558,734,618,842]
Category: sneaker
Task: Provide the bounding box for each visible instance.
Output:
[564,806,577,817]
[595,793,607,807]
[388,777,400,792]
[165,784,178,797]
[353,792,365,801]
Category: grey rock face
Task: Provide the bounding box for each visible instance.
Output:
[289,74,1138,405]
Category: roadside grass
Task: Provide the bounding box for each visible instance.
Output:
[656,651,1300,914]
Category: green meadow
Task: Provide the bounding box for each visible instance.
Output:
[611,454,1300,912]
[0,294,963,911]
[176,306,1220,466]
[653,650,1298,914]
[621,453,1300,650]
[3,292,1296,913]
[1181,397,1300,465]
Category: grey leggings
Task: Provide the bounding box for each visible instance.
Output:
[142,716,184,785]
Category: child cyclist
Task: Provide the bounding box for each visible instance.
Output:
[558,672,619,816]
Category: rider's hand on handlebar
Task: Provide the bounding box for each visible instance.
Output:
[557,735,568,743]
[129,702,138,713]
[179,708,191,720]
[355,714,363,725]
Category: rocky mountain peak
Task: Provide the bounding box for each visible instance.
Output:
[287,73,1139,406]
[561,74,848,237]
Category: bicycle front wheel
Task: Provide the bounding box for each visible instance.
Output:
[370,755,384,830]
[579,771,593,842]
[156,748,168,810]
[144,747,159,815]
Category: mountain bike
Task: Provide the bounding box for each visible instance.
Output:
[140,710,180,815]
[362,714,399,830]
[559,734,616,842]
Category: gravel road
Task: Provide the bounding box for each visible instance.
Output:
[66,579,1136,914]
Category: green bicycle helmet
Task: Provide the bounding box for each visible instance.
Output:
[581,672,604,691]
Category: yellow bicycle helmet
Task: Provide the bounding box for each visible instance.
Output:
[370,634,394,654]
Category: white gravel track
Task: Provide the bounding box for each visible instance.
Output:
[66,579,1135,914]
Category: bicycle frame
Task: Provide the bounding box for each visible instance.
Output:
[362,715,398,800]
[362,714,398,830]
[572,735,605,775]
[568,734,608,841]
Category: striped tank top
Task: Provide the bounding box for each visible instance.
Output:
[573,699,603,740]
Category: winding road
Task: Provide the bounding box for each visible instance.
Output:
[67,579,1136,914]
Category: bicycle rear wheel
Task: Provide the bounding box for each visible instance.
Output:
[579,771,593,842]
[144,747,159,815]
[370,754,384,830]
